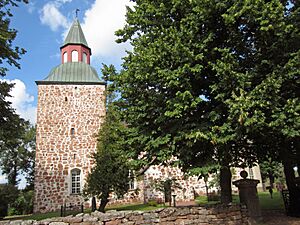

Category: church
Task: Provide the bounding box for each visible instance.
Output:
[34,19,106,212]
[34,19,263,213]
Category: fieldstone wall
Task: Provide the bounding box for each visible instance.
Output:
[34,84,106,213]
[0,205,250,225]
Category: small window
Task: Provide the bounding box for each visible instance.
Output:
[63,52,67,63]
[71,128,75,135]
[83,52,87,63]
[71,50,78,62]
[71,169,81,194]
[65,97,68,102]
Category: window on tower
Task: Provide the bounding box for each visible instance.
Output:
[83,52,87,63]
[71,168,81,194]
[63,52,67,63]
[71,50,78,62]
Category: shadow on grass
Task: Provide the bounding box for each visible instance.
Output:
[196,191,284,211]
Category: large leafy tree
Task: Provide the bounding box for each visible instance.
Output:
[111,0,299,205]
[0,121,35,186]
[83,74,130,212]
[224,0,300,214]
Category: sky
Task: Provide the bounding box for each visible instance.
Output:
[0,0,134,187]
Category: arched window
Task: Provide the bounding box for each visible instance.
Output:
[63,52,67,63]
[83,52,87,63]
[71,169,81,194]
[71,50,78,62]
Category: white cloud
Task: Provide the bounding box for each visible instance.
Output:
[40,1,70,31]
[3,79,37,124]
[81,0,134,59]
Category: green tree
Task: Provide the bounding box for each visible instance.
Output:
[83,74,130,212]
[0,184,18,218]
[222,0,300,214]
[260,159,284,189]
[8,190,33,215]
[0,0,28,143]
[0,0,28,76]
[112,0,299,205]
[0,121,35,186]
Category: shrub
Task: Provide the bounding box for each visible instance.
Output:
[147,199,158,206]
[0,184,19,218]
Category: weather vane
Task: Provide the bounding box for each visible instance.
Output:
[75,8,80,18]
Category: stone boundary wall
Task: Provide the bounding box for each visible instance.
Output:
[0,205,250,225]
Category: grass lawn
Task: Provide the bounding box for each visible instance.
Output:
[196,191,284,210]
[258,191,284,210]
[107,203,166,211]
[4,191,284,221]
[4,211,61,221]
[3,203,165,221]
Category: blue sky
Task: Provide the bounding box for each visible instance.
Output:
[1,0,133,187]
[5,0,132,124]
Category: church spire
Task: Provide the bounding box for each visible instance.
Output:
[60,19,91,65]
[62,19,89,48]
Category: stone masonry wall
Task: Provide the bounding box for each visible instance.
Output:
[143,165,209,203]
[0,205,250,225]
[34,84,106,213]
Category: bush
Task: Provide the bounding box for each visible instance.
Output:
[147,199,158,206]
[9,190,34,215]
[0,184,19,218]
[0,203,8,219]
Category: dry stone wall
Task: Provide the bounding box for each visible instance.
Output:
[0,205,250,225]
[34,84,106,213]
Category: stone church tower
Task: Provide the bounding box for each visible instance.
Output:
[34,19,106,213]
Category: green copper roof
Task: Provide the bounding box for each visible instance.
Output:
[62,19,88,47]
[37,62,104,84]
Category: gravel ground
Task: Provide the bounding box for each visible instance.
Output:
[260,210,300,225]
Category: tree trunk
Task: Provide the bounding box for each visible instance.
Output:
[220,165,232,204]
[268,172,275,189]
[282,160,300,216]
[98,193,109,213]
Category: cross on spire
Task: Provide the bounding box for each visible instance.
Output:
[75,8,80,18]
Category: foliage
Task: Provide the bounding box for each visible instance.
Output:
[260,160,285,188]
[0,0,28,76]
[0,0,31,188]
[0,184,18,218]
[0,0,28,142]
[147,200,158,207]
[8,190,34,216]
[0,121,35,186]
[110,0,300,204]
[83,75,130,212]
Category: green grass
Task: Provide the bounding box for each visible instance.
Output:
[3,203,165,221]
[4,211,61,221]
[258,191,284,210]
[107,203,165,211]
[196,191,284,210]
[4,191,284,221]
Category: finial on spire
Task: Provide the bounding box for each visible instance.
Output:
[75,8,80,18]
